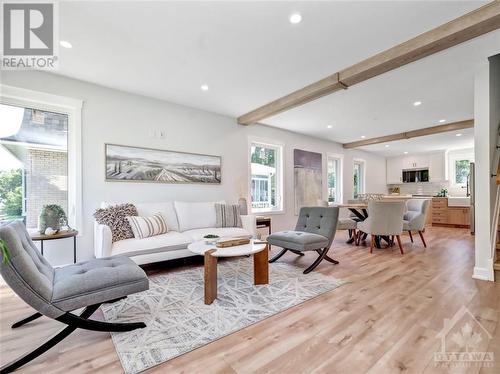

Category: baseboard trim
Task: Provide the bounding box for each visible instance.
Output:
[473,263,494,281]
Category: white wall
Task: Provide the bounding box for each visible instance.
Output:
[472,54,499,281]
[1,71,386,265]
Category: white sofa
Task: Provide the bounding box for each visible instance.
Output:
[94,201,257,265]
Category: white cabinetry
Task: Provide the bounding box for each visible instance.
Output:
[386,151,447,185]
[387,157,404,184]
[429,152,447,182]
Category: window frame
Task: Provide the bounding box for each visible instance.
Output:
[326,153,343,204]
[353,158,366,199]
[448,149,474,187]
[248,137,284,214]
[0,84,83,234]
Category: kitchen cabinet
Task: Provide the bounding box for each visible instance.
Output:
[386,151,447,185]
[431,198,470,227]
[387,157,404,184]
[429,152,447,182]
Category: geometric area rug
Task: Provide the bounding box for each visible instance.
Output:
[101,257,346,374]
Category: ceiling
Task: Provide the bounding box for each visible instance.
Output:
[55,1,499,155]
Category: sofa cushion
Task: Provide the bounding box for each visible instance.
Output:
[94,203,138,242]
[102,201,179,232]
[174,201,224,232]
[111,231,192,257]
[52,256,148,312]
[215,203,242,228]
[182,227,251,242]
[134,202,179,232]
[127,213,168,239]
[267,231,329,251]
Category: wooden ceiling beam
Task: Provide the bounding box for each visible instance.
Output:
[342,119,474,149]
[237,2,500,125]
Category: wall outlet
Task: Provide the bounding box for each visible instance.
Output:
[159,130,166,139]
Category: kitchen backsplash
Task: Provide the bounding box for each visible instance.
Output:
[387,182,450,196]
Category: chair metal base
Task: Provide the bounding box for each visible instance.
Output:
[1,301,146,374]
[269,247,339,274]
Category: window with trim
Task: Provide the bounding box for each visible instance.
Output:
[327,156,342,203]
[0,86,82,234]
[450,153,474,186]
[353,160,365,199]
[250,142,282,213]
[0,104,69,229]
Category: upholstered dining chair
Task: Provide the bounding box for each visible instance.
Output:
[0,221,149,373]
[403,199,430,247]
[357,201,406,254]
[317,200,358,243]
[267,207,339,274]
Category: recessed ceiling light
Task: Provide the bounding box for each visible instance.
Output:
[360,135,366,139]
[413,101,422,106]
[385,144,390,148]
[404,151,408,154]
[456,133,462,137]
[200,84,209,91]
[439,119,446,123]
[60,40,72,49]
[327,125,333,129]
[289,13,302,24]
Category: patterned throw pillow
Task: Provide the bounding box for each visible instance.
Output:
[127,213,168,239]
[93,203,138,242]
[215,203,242,228]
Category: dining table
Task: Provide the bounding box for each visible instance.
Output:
[336,203,393,249]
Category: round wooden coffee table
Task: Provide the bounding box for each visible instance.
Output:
[188,239,269,305]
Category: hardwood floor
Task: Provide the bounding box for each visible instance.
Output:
[1,226,499,373]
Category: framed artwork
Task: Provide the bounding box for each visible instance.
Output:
[294,149,322,214]
[105,144,221,184]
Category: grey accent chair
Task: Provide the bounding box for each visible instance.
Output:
[0,221,149,373]
[357,201,406,254]
[267,207,339,274]
[403,199,430,247]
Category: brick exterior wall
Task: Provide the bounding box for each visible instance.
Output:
[25,149,68,229]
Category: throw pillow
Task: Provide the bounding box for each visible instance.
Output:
[127,213,168,239]
[215,203,242,228]
[93,203,138,242]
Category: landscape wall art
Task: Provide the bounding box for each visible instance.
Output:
[105,144,221,184]
[294,149,322,214]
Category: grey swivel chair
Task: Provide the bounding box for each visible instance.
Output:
[267,207,340,274]
[0,221,149,373]
[357,201,406,254]
[403,199,430,247]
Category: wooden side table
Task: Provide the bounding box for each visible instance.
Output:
[256,216,272,236]
[30,230,78,263]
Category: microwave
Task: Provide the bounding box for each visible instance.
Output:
[402,168,429,183]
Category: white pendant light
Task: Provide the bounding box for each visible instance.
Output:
[0,104,24,138]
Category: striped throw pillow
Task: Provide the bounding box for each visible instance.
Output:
[127,213,168,239]
[215,203,242,228]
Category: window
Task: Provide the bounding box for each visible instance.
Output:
[327,155,342,203]
[0,104,68,229]
[0,85,82,232]
[353,160,365,199]
[249,141,282,213]
[448,149,474,187]
[454,160,471,185]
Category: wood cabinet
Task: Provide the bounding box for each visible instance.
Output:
[431,198,470,227]
[386,151,447,185]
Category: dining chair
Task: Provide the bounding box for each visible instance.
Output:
[318,200,359,244]
[357,201,406,254]
[403,199,430,247]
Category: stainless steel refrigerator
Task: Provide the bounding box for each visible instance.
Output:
[469,162,475,235]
